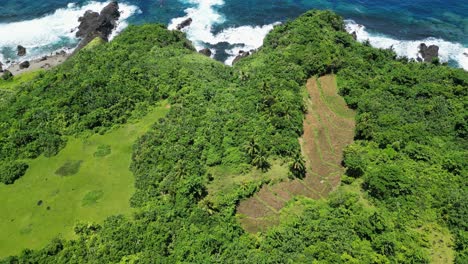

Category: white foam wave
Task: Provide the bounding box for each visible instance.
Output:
[168,0,278,65]
[345,20,468,70]
[0,1,139,64]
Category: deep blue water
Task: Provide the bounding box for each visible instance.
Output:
[0,0,467,68]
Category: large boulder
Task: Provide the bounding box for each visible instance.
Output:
[96,1,121,39]
[351,31,357,40]
[176,18,192,30]
[74,1,120,53]
[199,48,212,57]
[17,45,26,56]
[19,61,30,69]
[418,43,439,62]
[232,50,250,65]
[0,62,3,72]
[76,10,100,39]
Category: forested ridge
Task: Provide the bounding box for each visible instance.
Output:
[0,10,467,263]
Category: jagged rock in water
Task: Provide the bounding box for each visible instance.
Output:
[176,18,192,30]
[74,1,120,53]
[232,50,250,65]
[199,48,212,57]
[418,43,439,62]
[17,45,26,56]
[56,50,67,56]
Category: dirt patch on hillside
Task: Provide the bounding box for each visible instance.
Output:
[237,75,355,232]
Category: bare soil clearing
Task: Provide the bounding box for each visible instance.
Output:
[237,75,355,232]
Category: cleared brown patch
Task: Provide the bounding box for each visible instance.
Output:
[237,75,355,232]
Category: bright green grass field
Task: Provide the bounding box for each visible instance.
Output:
[0,70,45,90]
[0,105,169,258]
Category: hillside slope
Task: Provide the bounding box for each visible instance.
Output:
[0,10,466,263]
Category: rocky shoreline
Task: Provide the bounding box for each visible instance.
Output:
[3,51,70,76]
[1,1,122,77]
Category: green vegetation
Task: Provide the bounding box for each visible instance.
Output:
[0,106,168,257]
[82,37,106,51]
[93,144,111,157]
[0,24,192,185]
[54,160,83,176]
[82,190,105,207]
[237,75,355,233]
[0,10,466,264]
[0,69,44,90]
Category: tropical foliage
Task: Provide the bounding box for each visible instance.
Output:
[1,10,466,263]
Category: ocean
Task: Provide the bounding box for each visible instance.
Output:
[0,0,467,69]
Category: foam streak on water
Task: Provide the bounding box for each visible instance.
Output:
[345,20,468,70]
[168,0,278,65]
[0,1,139,65]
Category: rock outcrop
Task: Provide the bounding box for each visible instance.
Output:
[418,43,439,62]
[74,1,120,53]
[19,61,30,69]
[232,50,251,65]
[199,48,212,57]
[351,31,357,40]
[0,62,3,72]
[2,70,13,80]
[176,18,192,30]
[17,45,26,56]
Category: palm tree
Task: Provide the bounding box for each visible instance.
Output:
[290,153,306,179]
[252,150,270,172]
[245,138,260,159]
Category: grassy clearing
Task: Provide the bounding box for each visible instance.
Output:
[0,105,169,258]
[0,69,45,90]
[318,75,355,120]
[204,160,289,209]
[82,37,106,51]
[418,223,455,264]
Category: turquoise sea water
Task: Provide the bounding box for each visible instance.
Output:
[0,0,467,68]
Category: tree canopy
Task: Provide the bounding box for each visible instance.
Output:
[1,10,466,263]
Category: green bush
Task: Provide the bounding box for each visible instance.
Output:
[0,161,29,184]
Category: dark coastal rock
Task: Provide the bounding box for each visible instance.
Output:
[76,10,100,38]
[74,1,120,53]
[232,50,250,65]
[40,56,48,61]
[100,1,121,21]
[0,62,3,72]
[56,50,67,56]
[176,18,192,30]
[2,70,13,80]
[17,45,26,56]
[418,43,439,62]
[199,48,212,57]
[351,31,357,40]
[19,61,30,69]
